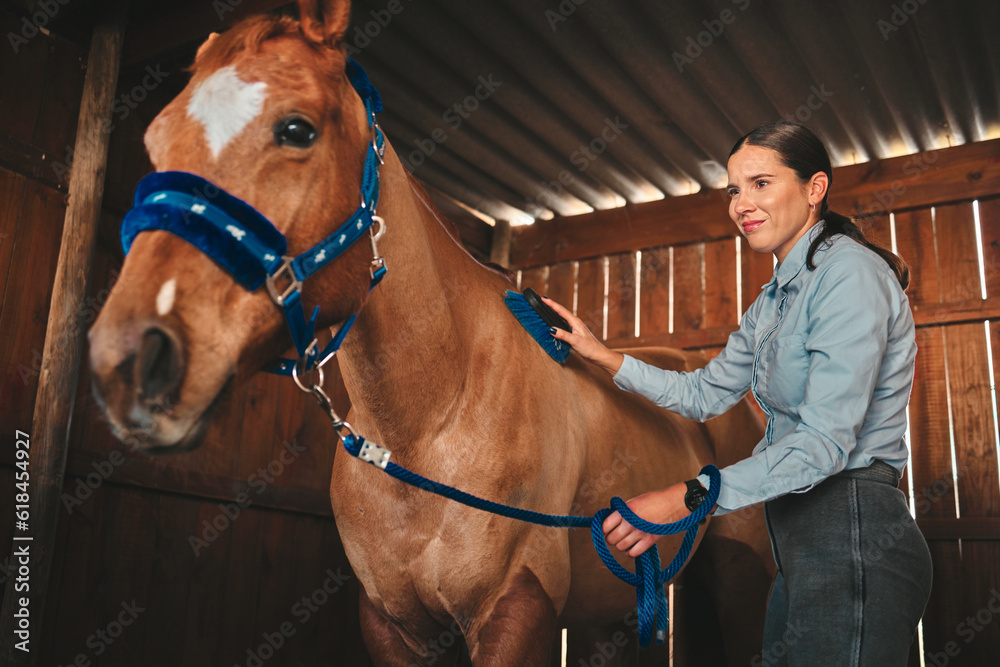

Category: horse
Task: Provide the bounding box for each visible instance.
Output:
[87,1,774,663]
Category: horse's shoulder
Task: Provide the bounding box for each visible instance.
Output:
[612,346,706,373]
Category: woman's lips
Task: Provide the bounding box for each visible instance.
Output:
[742,220,764,233]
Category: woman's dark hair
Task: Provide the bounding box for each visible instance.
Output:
[729,121,909,289]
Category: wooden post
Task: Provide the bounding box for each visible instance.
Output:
[0,0,128,663]
[490,219,512,268]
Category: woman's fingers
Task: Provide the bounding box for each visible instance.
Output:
[541,295,573,321]
[602,511,620,533]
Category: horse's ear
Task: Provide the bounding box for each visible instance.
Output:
[194,32,220,63]
[298,0,351,46]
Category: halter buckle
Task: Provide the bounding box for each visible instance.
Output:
[266,256,302,306]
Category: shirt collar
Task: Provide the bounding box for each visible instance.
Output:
[770,222,825,289]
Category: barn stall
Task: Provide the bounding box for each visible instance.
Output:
[0,0,998,665]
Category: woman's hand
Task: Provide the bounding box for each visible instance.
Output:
[541,296,625,376]
[601,483,689,558]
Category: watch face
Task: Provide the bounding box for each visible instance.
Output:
[685,481,708,511]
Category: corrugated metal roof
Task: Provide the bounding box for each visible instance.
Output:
[348,0,1000,225]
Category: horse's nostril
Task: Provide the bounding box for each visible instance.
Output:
[138,327,184,403]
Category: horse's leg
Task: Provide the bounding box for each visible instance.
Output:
[466,567,559,666]
[359,591,467,666]
[677,506,775,666]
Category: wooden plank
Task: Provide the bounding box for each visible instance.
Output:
[911,295,1000,328]
[99,487,158,664]
[285,514,327,664]
[141,493,200,664]
[936,201,985,304]
[916,518,1000,540]
[509,140,1000,268]
[181,500,234,666]
[703,238,737,330]
[893,208,940,307]
[511,189,734,268]
[575,257,605,338]
[546,261,576,310]
[672,243,704,333]
[979,197,1000,299]
[605,252,636,341]
[519,265,548,296]
[943,323,1000,517]
[835,139,1000,218]
[638,246,670,338]
[0,7,50,143]
[0,132,66,191]
[959,541,1000,666]
[740,244,772,318]
[60,447,334,516]
[215,505,265,665]
[908,326,963,663]
[0,169,26,340]
[251,507,299,655]
[908,328,958,520]
[44,476,111,667]
[32,33,86,159]
[605,326,734,353]
[857,213,892,252]
[0,178,64,436]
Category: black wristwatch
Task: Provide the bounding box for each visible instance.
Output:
[684,479,709,512]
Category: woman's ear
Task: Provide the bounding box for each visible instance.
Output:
[298,0,351,46]
[809,171,830,207]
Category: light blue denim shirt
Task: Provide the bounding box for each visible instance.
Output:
[613,225,916,513]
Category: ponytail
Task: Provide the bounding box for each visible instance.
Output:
[807,207,910,290]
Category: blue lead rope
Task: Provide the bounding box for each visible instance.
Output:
[342,433,720,648]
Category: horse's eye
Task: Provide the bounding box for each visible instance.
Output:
[274,116,317,148]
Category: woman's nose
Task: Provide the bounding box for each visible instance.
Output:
[733,192,755,215]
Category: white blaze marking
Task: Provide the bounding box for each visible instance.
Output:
[187,66,267,158]
[156,278,176,316]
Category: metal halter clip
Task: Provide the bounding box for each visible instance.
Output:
[266,256,302,306]
[358,440,392,469]
[292,345,325,393]
[369,215,387,278]
[370,121,385,165]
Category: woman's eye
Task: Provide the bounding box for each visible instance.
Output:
[755,179,768,188]
[274,116,317,148]
[727,188,739,197]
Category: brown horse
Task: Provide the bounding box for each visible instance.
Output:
[88,1,773,663]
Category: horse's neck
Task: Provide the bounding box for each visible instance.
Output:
[337,151,506,446]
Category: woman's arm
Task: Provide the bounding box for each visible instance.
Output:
[545,294,759,421]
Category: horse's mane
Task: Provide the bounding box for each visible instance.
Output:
[405,172,516,284]
[190,14,322,75]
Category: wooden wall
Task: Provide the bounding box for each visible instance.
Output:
[511,146,1000,666]
[0,7,372,665]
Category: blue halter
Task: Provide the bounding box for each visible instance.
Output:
[120,58,387,377]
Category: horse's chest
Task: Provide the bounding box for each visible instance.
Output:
[330,459,504,612]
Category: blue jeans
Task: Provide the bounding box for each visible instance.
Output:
[759,461,933,666]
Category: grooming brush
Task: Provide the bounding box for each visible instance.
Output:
[504,287,572,363]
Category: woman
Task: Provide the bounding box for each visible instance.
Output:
[544,121,933,664]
